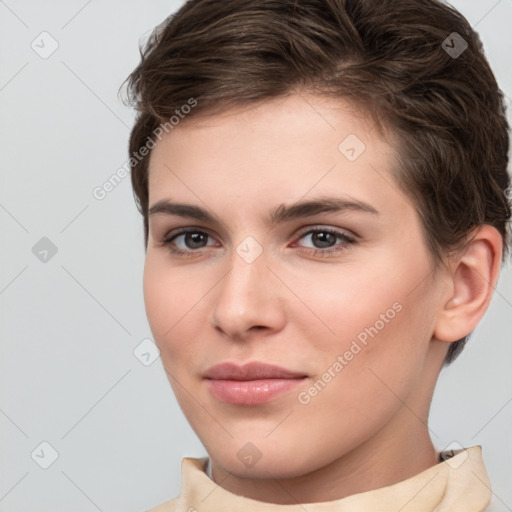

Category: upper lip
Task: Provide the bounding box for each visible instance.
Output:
[203,361,307,380]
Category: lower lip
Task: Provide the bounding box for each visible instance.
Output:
[206,378,306,405]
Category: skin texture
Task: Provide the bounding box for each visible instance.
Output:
[143,93,502,504]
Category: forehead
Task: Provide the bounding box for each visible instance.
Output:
[146,93,409,221]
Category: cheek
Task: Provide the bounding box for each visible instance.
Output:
[294,263,403,346]
[143,254,210,368]
[143,256,184,354]
[300,255,434,388]
[143,255,169,341]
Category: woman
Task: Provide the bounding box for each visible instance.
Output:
[122,0,511,510]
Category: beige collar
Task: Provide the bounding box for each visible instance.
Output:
[150,446,491,511]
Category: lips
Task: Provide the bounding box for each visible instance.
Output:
[203,361,307,380]
[203,361,308,406]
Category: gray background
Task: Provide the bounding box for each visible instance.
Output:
[0,1,510,511]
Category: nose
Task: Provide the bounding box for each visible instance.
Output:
[210,240,286,342]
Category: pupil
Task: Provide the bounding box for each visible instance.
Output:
[187,233,206,248]
[314,231,335,248]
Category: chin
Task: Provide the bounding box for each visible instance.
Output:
[206,437,327,480]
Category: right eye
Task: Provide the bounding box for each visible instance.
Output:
[161,228,219,257]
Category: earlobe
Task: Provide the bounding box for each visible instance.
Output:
[434,225,503,343]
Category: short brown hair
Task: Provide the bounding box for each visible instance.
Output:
[121,0,511,364]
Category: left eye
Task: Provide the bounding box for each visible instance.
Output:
[293,227,355,255]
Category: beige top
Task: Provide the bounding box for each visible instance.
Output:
[146,445,491,512]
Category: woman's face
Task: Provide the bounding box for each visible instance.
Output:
[144,93,447,480]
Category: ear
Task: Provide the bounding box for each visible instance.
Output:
[434,225,503,343]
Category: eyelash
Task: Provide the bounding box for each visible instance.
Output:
[160,226,356,259]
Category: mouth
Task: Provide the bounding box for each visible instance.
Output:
[203,361,308,406]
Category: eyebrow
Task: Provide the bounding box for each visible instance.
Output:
[148,195,379,228]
